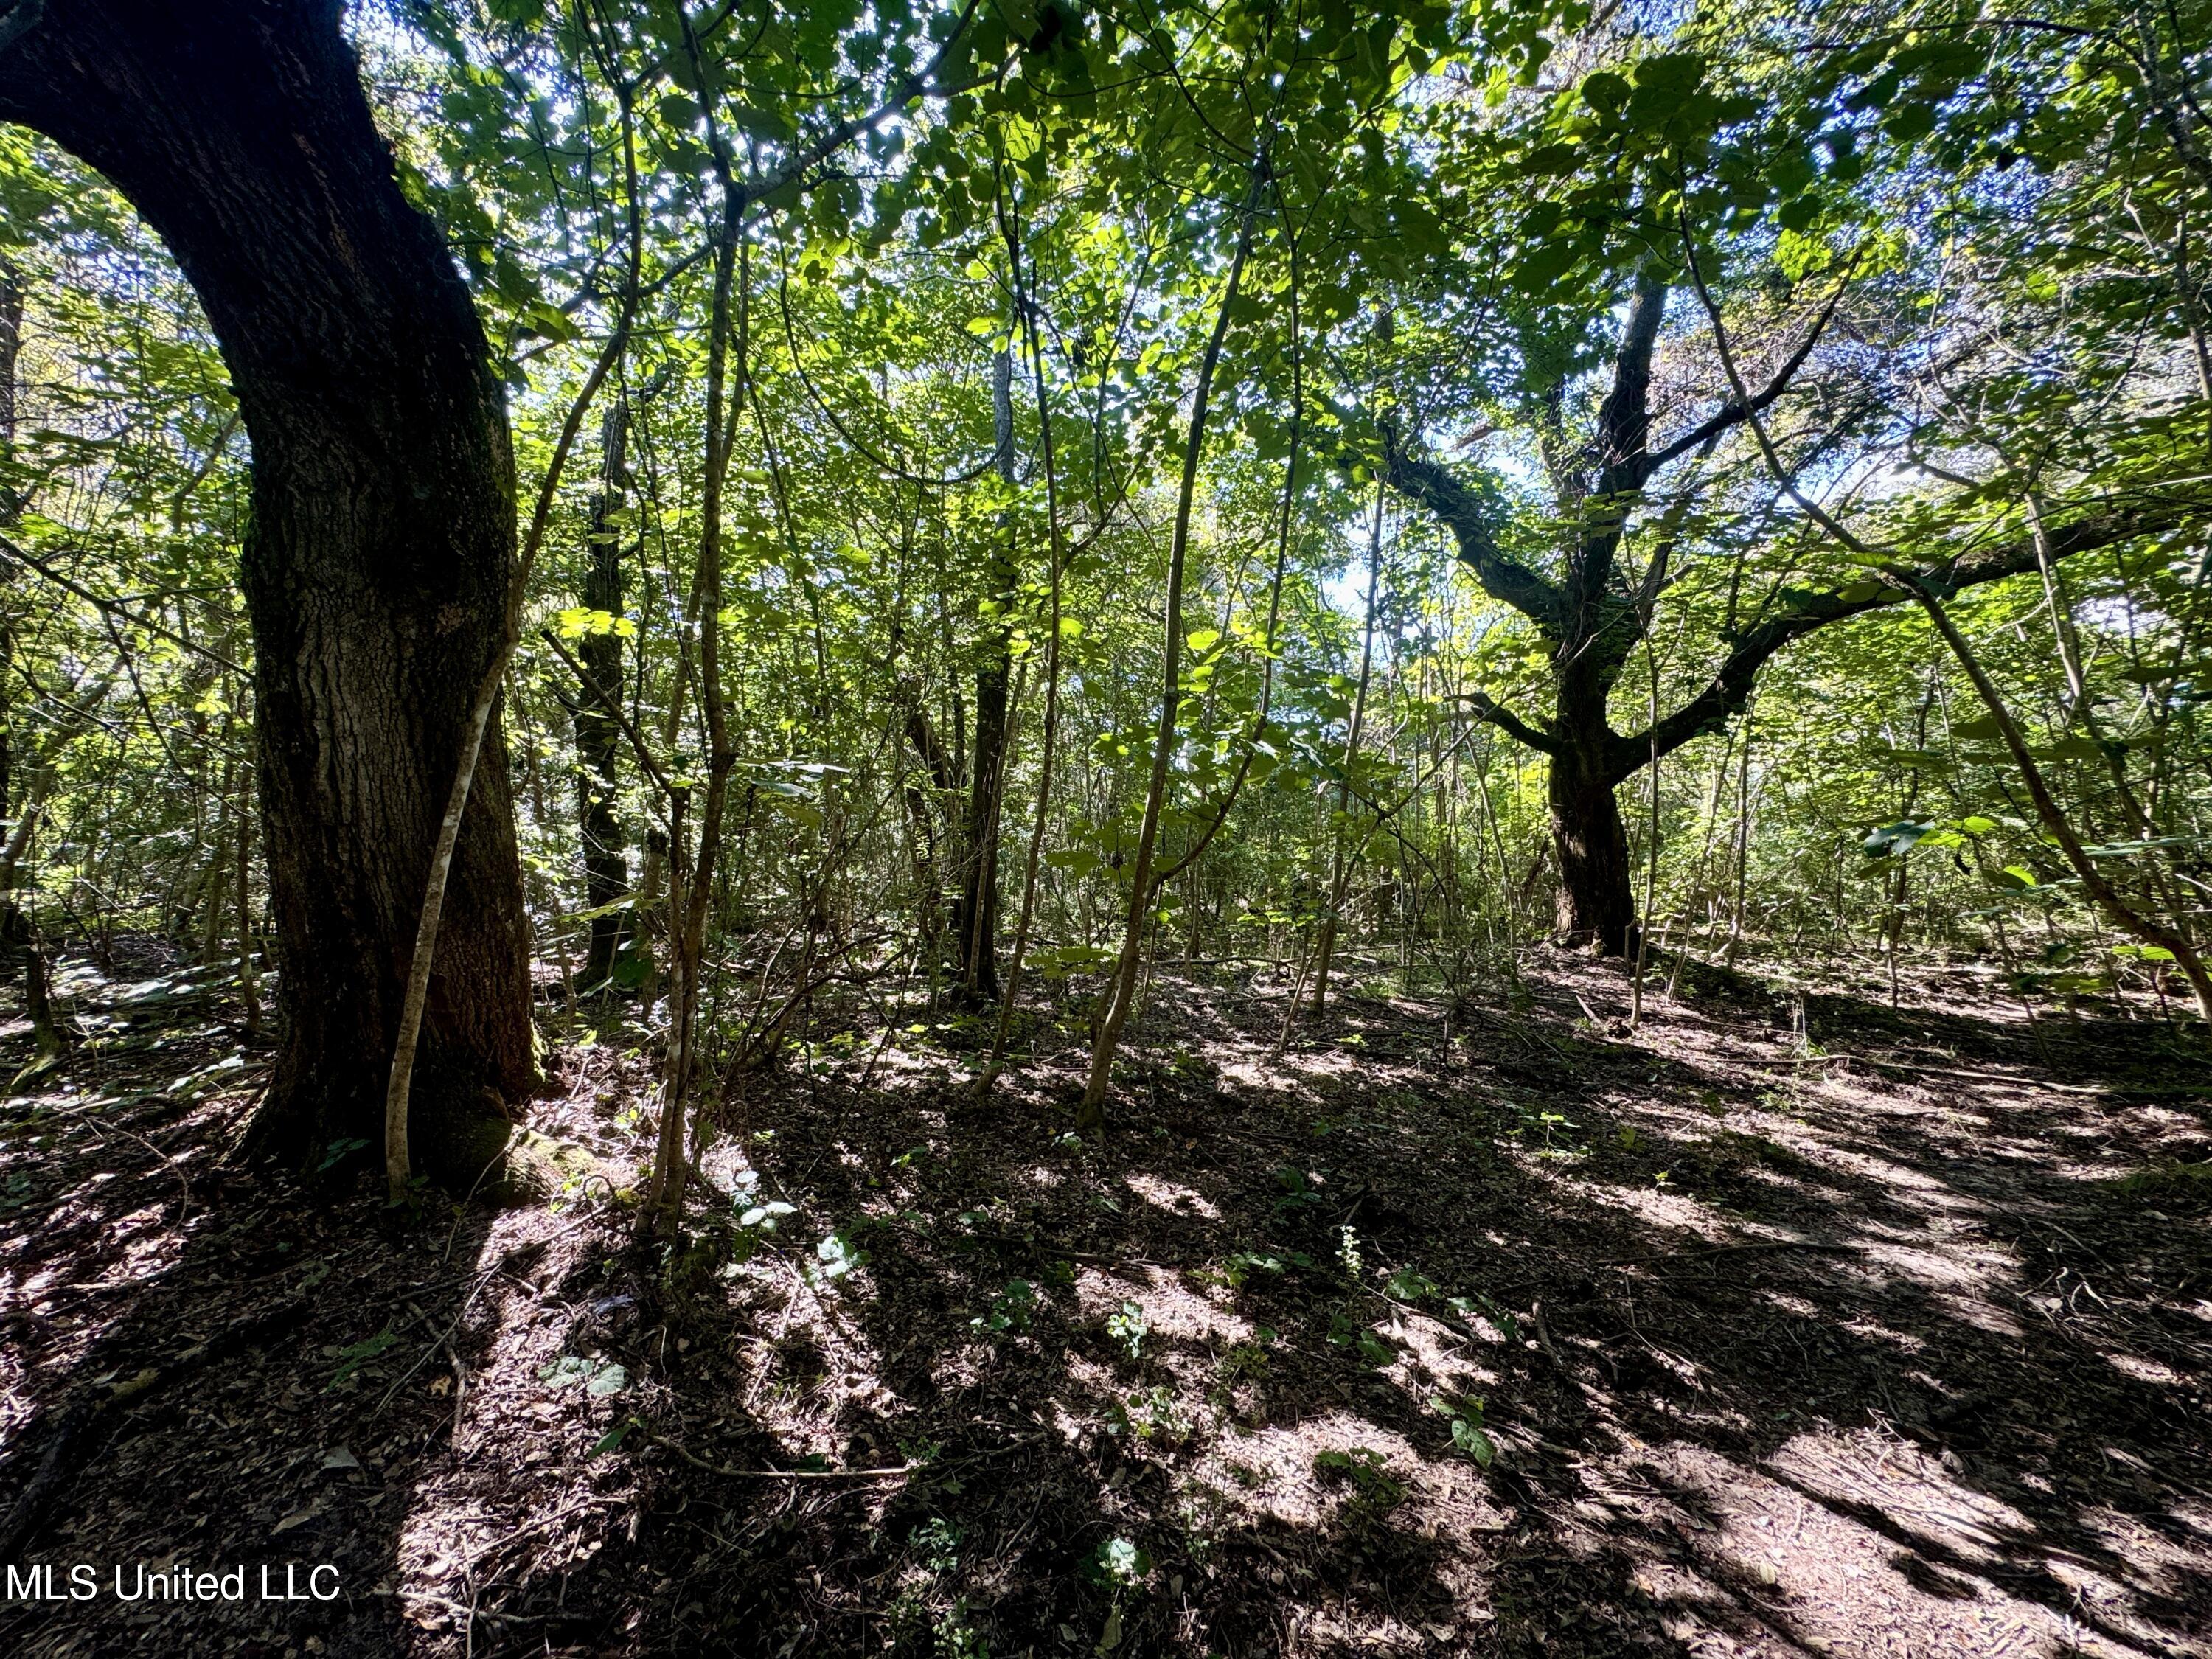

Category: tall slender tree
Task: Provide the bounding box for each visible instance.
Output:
[574,398,633,992]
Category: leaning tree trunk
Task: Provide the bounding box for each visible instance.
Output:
[0,0,535,1183]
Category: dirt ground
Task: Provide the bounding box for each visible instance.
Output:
[1,940,2207,1658]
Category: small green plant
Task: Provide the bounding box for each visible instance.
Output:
[538,1353,629,1397]
[1527,1107,1579,1150]
[1106,1300,1149,1359]
[1326,1311,1395,1368]
[1272,1165,1326,1217]
[1107,1384,1191,1444]
[0,1169,33,1214]
[810,1225,868,1286]
[383,1171,435,1218]
[935,1604,988,1658]
[1168,1045,1217,1081]
[314,1135,369,1177]
[1430,1393,1495,1467]
[972,1277,1037,1336]
[1219,1329,1274,1382]
[1210,1251,1283,1290]
[911,1516,961,1573]
[1383,1265,1439,1302]
[1314,1447,1405,1514]
[1082,1534,1151,1588]
[326,1325,398,1390]
[734,1196,796,1256]
[588,1418,639,1457]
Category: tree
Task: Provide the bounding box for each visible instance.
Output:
[0,0,535,1182]
[1375,10,2212,954]
[571,399,635,992]
[1385,276,2203,955]
[956,348,1018,1007]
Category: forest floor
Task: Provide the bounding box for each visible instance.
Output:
[1,942,2208,1658]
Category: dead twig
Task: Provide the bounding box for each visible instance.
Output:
[636,1421,1040,1480]
[1528,1300,1564,1365]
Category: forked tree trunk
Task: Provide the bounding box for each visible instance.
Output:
[0,1,535,1183]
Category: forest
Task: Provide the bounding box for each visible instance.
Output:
[0,0,2207,1652]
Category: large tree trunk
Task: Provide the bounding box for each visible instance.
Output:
[0,0,535,1182]
[1548,744,1637,958]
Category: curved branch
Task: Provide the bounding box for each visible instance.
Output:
[1381,435,1565,630]
[1608,497,2207,781]
[1644,267,1851,478]
[1454,689,1562,757]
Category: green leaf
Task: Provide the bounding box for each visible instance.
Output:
[1863,819,1929,858]
[1580,71,1631,117]
[1451,1417,1495,1466]
[327,1326,399,1390]
[1084,1535,1151,1587]
[538,1354,628,1397]
[589,1419,639,1456]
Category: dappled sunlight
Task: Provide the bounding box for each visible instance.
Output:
[392,1207,635,1645]
[1074,1264,1253,1347]
[1637,1435,2162,1659]
[1124,1171,1221,1220]
[1550,1161,1748,1239]
[6,950,2208,1655]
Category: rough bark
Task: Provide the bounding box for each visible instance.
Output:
[1549,735,1636,956]
[0,1,534,1182]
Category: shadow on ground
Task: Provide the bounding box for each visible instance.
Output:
[1,941,2208,1656]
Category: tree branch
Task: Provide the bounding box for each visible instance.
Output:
[1643,265,1851,478]
[1595,268,1669,498]
[1609,498,2205,780]
[1380,434,1565,631]
[0,535,247,676]
[1454,689,1562,757]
